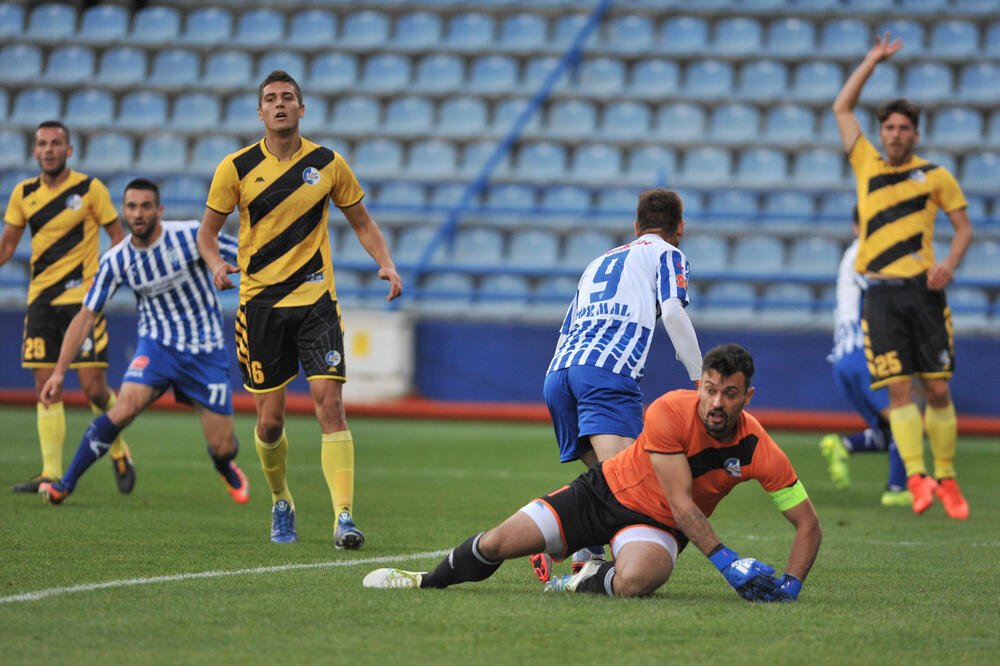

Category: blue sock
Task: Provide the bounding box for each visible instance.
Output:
[62,414,122,492]
[887,442,907,491]
[208,437,242,488]
[845,428,886,453]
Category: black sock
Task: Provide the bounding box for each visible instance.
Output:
[574,561,616,597]
[420,533,502,589]
[208,440,242,489]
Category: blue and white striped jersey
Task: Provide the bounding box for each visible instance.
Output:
[829,238,868,363]
[84,221,238,354]
[548,233,695,380]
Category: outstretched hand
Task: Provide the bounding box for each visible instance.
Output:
[212,262,240,290]
[379,265,403,302]
[867,31,903,63]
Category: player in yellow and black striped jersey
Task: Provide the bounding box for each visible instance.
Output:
[197,70,402,547]
[0,121,134,495]
[833,33,973,519]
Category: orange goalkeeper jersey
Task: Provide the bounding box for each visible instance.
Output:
[602,390,798,528]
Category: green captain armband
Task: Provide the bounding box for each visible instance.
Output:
[769,480,808,511]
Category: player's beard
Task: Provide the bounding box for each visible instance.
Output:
[40,158,67,178]
[130,218,157,245]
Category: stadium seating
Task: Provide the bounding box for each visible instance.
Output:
[540,185,592,227]
[498,13,548,53]
[257,52,306,82]
[492,99,543,137]
[902,63,953,103]
[787,237,843,276]
[624,145,677,185]
[793,149,846,187]
[359,54,410,93]
[461,140,512,178]
[683,60,734,99]
[928,21,978,58]
[232,8,285,47]
[135,134,187,175]
[660,16,708,54]
[437,97,489,138]
[930,107,983,146]
[713,17,763,55]
[406,139,457,178]
[736,148,789,187]
[0,45,42,84]
[600,101,652,141]
[706,189,759,227]
[80,133,133,173]
[578,57,627,98]
[444,13,495,51]
[96,47,147,88]
[819,18,869,57]
[178,7,233,46]
[605,14,655,54]
[0,2,23,40]
[0,88,7,122]
[655,103,706,142]
[63,90,114,130]
[507,229,559,267]
[628,59,681,99]
[289,10,337,49]
[858,64,899,103]
[383,97,433,136]
[547,100,597,140]
[570,144,622,183]
[958,63,1000,103]
[476,275,531,314]
[452,228,505,266]
[0,130,27,169]
[737,60,790,101]
[961,152,1000,192]
[763,191,817,229]
[791,61,843,102]
[758,283,818,327]
[413,54,464,93]
[763,105,815,145]
[552,14,597,51]
[468,55,519,94]
[766,17,816,57]
[128,6,181,45]
[148,50,201,89]
[516,142,567,181]
[43,46,94,85]
[9,88,61,127]
[353,138,404,178]
[117,91,168,131]
[203,51,253,90]
[523,56,570,93]
[192,136,241,175]
[709,104,760,144]
[25,3,75,42]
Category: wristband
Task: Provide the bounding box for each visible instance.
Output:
[708,544,738,571]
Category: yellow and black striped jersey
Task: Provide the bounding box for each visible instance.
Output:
[849,136,966,278]
[3,170,118,306]
[206,138,364,308]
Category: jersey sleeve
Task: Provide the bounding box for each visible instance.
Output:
[641,392,689,455]
[82,253,122,314]
[931,167,968,214]
[206,157,240,215]
[330,155,365,208]
[218,231,239,265]
[847,135,879,176]
[745,419,799,494]
[3,182,26,227]
[89,178,119,226]
[657,248,690,307]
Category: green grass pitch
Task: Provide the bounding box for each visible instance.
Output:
[1,405,997,664]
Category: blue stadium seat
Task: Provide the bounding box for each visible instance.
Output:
[713,17,762,55]
[329,96,380,135]
[628,59,681,99]
[820,19,870,57]
[148,49,201,89]
[299,95,328,136]
[706,190,759,227]
[491,99,543,136]
[233,8,284,47]
[523,56,570,93]
[532,276,578,311]
[43,46,94,85]
[118,91,168,131]
[96,47,146,88]
[902,63,953,102]
[737,60,789,101]
[578,57,626,97]
[818,106,873,143]
[221,94,261,133]
[192,136,241,174]
[681,147,732,186]
[655,102,706,142]
[605,14,655,54]
[340,10,389,49]
[928,21,978,58]
[453,228,505,266]
[843,0,895,11]
[63,90,113,129]
[0,130,27,169]
[383,96,433,136]
[460,140,512,178]
[763,191,816,228]
[128,6,181,45]
[791,61,843,102]
[289,10,337,49]
[444,12,495,50]
[793,149,846,187]
[708,104,760,144]
[0,88,7,121]
[625,146,677,185]
[375,182,426,221]
[682,235,729,274]
[80,132,133,173]
[507,229,559,267]
[539,185,591,227]
[858,64,899,103]
[930,107,983,146]
[787,237,843,276]
[730,237,785,274]
[899,0,952,11]
[758,284,817,327]
[413,54,464,93]
[551,14,598,51]
[517,142,567,180]
[26,3,75,42]
[682,61,733,99]
[179,7,233,46]
[571,144,622,183]
[135,133,187,174]
[961,151,1000,191]
[307,53,357,93]
[564,231,614,267]
[476,275,530,312]
[660,16,708,54]
[949,287,991,332]
[392,227,438,266]
[352,138,404,178]
[77,4,128,43]
[596,187,641,218]
[988,110,1000,146]
[958,63,1000,103]
[485,184,537,221]
[766,17,816,57]
[415,274,474,315]
[468,55,518,94]
[875,19,925,51]
[406,139,457,178]
[818,190,857,224]
[698,283,757,324]
[957,241,1000,280]
[736,148,789,186]
[203,51,252,90]
[923,150,958,178]
[0,2,23,39]
[437,97,488,137]
[9,88,61,127]
[497,13,547,52]
[547,100,597,139]
[600,101,652,141]
[359,54,410,92]
[763,104,815,145]
[257,52,306,82]
[988,22,1000,56]
[0,45,42,84]
[393,12,442,50]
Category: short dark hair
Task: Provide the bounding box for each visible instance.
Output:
[702,343,755,387]
[35,120,70,143]
[258,70,303,106]
[636,189,683,236]
[852,205,859,225]
[124,177,160,206]
[876,98,920,130]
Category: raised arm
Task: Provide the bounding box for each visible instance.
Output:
[196,208,239,290]
[832,32,903,153]
[340,200,402,301]
[39,306,97,407]
[927,208,973,291]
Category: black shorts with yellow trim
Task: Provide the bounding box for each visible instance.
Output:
[862,274,954,390]
[22,301,109,368]
[236,291,346,393]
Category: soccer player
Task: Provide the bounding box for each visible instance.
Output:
[532,188,702,581]
[0,121,133,495]
[37,178,249,506]
[364,344,821,602]
[196,70,402,547]
[832,33,973,519]
[820,208,909,506]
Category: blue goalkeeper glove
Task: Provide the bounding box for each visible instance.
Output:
[708,544,781,601]
[768,574,802,602]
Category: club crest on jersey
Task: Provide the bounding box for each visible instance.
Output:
[66,194,83,210]
[909,170,926,183]
[724,457,742,478]
[326,350,342,367]
[302,167,321,185]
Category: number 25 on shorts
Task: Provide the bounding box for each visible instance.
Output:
[871,350,902,378]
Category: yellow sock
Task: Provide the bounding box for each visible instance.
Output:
[925,403,958,479]
[889,403,926,477]
[91,390,128,458]
[321,430,354,517]
[255,429,293,507]
[37,401,65,479]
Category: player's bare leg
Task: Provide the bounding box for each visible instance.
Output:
[198,406,248,504]
[253,388,296,542]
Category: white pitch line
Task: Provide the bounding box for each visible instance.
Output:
[0,549,450,606]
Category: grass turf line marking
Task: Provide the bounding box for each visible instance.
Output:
[0,549,450,605]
